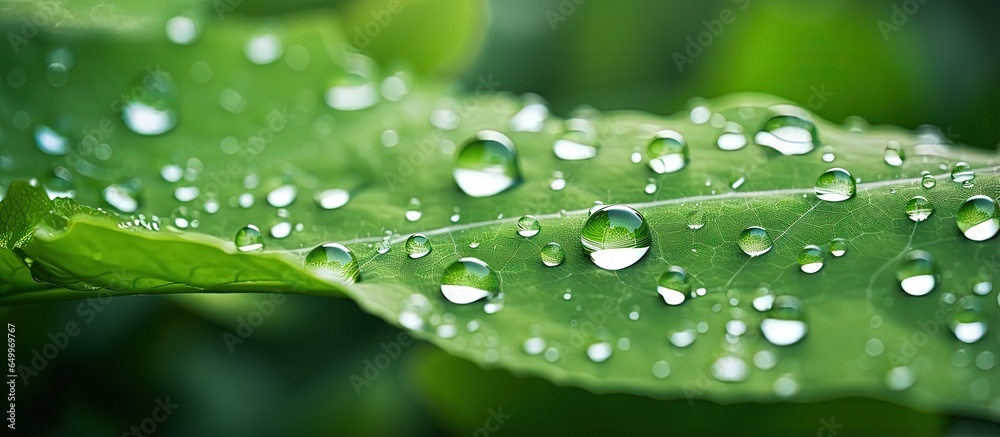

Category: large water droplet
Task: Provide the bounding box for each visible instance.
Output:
[905,196,934,222]
[754,110,818,155]
[553,118,599,160]
[951,298,987,344]
[657,267,689,305]
[646,130,688,174]
[716,122,747,151]
[122,70,179,135]
[897,250,938,296]
[440,258,500,304]
[580,205,651,270]
[235,225,264,252]
[405,234,432,259]
[814,168,856,202]
[325,54,379,111]
[761,295,808,346]
[305,243,359,284]
[738,226,772,257]
[956,195,999,241]
[883,141,905,167]
[453,131,521,197]
[950,162,975,185]
[540,242,565,267]
[517,215,540,237]
[797,245,824,273]
[586,342,612,363]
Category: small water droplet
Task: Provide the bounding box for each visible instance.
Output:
[586,342,612,363]
[305,243,359,284]
[950,162,975,185]
[897,250,939,296]
[165,15,199,45]
[102,181,141,213]
[170,206,198,229]
[920,171,936,189]
[716,122,747,151]
[690,105,710,124]
[523,337,546,355]
[951,298,987,344]
[761,295,808,346]
[405,198,422,222]
[454,131,521,197]
[315,189,350,210]
[510,95,548,132]
[517,215,540,237]
[956,195,998,241]
[245,34,282,64]
[265,185,297,208]
[711,356,749,382]
[581,205,651,270]
[821,145,835,163]
[686,210,705,230]
[325,54,379,111]
[33,122,71,155]
[122,70,179,135]
[905,196,934,222]
[270,222,292,239]
[651,360,671,379]
[669,327,696,347]
[738,226,772,257]
[883,141,905,167]
[553,118,599,160]
[644,178,658,194]
[646,130,688,174]
[630,152,642,163]
[752,287,775,311]
[440,258,499,304]
[46,62,69,87]
[657,266,689,306]
[540,242,565,267]
[405,234,432,259]
[829,238,847,257]
[797,245,824,273]
[235,225,264,252]
[815,168,856,202]
[885,366,915,391]
[754,109,818,155]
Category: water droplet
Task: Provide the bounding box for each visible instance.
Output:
[956,195,998,241]
[122,70,179,135]
[730,173,746,190]
[450,207,461,223]
[315,189,350,210]
[920,171,936,189]
[897,250,938,296]
[821,145,835,163]
[553,118,599,160]
[238,193,255,208]
[517,215,540,237]
[381,71,410,101]
[711,356,749,382]
[690,105,710,124]
[669,326,696,347]
[165,16,199,45]
[646,130,688,174]
[581,205,651,270]
[102,181,141,213]
[752,287,775,311]
[644,178,658,194]
[905,196,934,222]
[951,298,987,344]
[651,360,671,379]
[548,171,566,191]
[754,110,818,155]
[523,337,546,355]
[885,366,915,391]
[865,338,884,356]
[160,164,182,183]
[753,350,777,369]
[46,62,68,87]
[950,162,975,185]
[376,239,391,254]
[883,141,905,167]
[245,34,282,64]
[270,222,292,239]
[33,122,71,155]
[405,234,432,259]
[170,206,198,229]
[686,210,705,230]
[829,238,847,257]
[305,243,359,284]
[510,95,548,132]
[540,242,565,267]
[738,227,772,257]
[716,122,747,151]
[586,342,612,363]
[761,295,808,346]
[405,198,422,221]
[797,245,824,273]
[440,258,499,304]
[174,186,199,202]
[469,242,480,249]
[325,54,379,111]
[265,185,296,208]
[454,131,521,197]
[235,225,264,252]
[630,152,642,163]
[814,168,856,202]
[657,267,689,306]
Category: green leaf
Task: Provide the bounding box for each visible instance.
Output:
[1,7,999,420]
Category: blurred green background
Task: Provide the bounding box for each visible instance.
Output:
[2,0,999,435]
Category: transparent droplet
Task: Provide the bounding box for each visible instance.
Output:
[716,122,747,151]
[814,168,856,202]
[797,245,824,273]
[376,239,391,254]
[102,181,141,213]
[540,242,565,267]
[315,189,350,210]
[453,130,521,197]
[549,171,566,191]
[270,222,292,239]
[517,215,540,237]
[122,70,179,135]
[761,295,808,346]
[686,210,705,230]
[950,162,975,184]
[305,243,359,284]
[405,234,432,259]
[883,141,905,167]
[586,342,612,363]
[580,205,651,270]
[405,198,422,222]
[440,258,500,304]
[711,356,749,382]
[33,122,71,155]
[510,95,548,132]
[738,226,772,257]
[885,366,915,391]
[752,287,775,311]
[160,164,183,183]
[754,110,818,155]
[235,225,264,252]
[651,360,671,379]
[921,171,936,189]
[170,206,198,229]
[325,54,379,111]
[381,72,410,101]
[729,173,746,190]
[956,195,998,241]
[553,118,599,160]
[690,105,710,124]
[646,130,688,174]
[245,34,282,65]
[523,337,546,355]
[905,196,934,222]
[266,185,297,208]
[897,250,938,296]
[657,266,689,305]
[165,16,199,45]
[821,145,835,163]
[46,63,69,87]
[644,178,658,194]
[829,238,847,257]
[951,298,987,344]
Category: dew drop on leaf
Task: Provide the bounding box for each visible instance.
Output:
[814,168,856,202]
[586,342,612,363]
[122,70,179,136]
[686,210,705,230]
[737,226,772,257]
[754,109,818,155]
[540,242,565,267]
[905,196,934,222]
[305,243,359,284]
[711,355,749,382]
[439,258,499,304]
[270,221,292,239]
[920,171,936,188]
[102,181,141,213]
[33,123,70,155]
[951,297,987,344]
[580,205,651,270]
[234,225,264,252]
[716,122,747,151]
[956,195,998,241]
[896,250,939,296]
[165,16,199,45]
[644,178,657,194]
[760,295,808,346]
[829,238,847,257]
[245,34,282,65]
[509,94,548,132]
[950,162,975,185]
[669,327,696,348]
[405,234,432,259]
[656,266,689,306]
[651,360,671,379]
[454,130,521,197]
[797,245,824,273]
[821,145,835,163]
[886,366,915,391]
[883,140,905,167]
[646,130,688,174]
[405,198,422,222]
[523,337,546,355]
[325,54,379,111]
[553,118,599,160]
[314,189,350,210]
[517,215,540,237]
